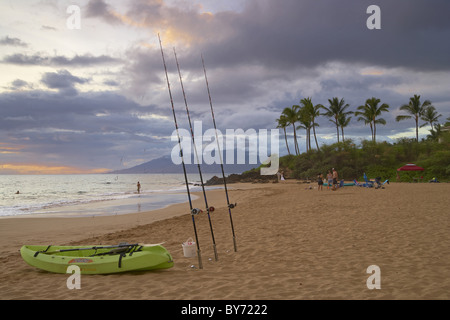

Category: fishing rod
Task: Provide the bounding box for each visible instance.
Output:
[158,34,203,269]
[201,54,238,252]
[173,48,219,262]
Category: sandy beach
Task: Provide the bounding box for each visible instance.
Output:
[0,181,449,300]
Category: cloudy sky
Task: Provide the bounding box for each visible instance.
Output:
[1,0,449,174]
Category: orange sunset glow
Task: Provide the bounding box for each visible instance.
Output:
[0,164,110,175]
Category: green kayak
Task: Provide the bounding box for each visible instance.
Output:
[20,243,174,274]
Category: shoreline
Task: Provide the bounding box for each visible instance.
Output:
[0,173,221,219]
[1,181,449,300]
[0,183,255,256]
[0,192,199,219]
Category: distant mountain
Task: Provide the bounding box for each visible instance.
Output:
[109,154,260,174]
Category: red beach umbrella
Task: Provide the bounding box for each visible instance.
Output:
[397,163,425,171]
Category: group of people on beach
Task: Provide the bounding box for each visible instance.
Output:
[317,168,339,191]
[277,168,340,191]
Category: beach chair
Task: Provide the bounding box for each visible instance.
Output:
[363,173,374,188]
[374,177,389,189]
[353,179,364,187]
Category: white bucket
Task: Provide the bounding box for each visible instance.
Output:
[182,237,197,258]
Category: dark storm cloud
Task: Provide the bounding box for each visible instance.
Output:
[111,0,450,72]
[85,0,122,24]
[50,54,121,66]
[9,79,32,90]
[0,90,167,135]
[2,53,46,65]
[0,36,28,47]
[121,45,165,97]
[2,53,121,67]
[41,69,89,89]
[40,69,89,96]
[196,0,450,71]
[120,0,450,123]
[3,0,449,171]
[0,90,174,169]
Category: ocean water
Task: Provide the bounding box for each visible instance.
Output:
[0,174,220,218]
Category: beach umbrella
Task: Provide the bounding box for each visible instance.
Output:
[396,163,425,182]
[397,163,425,171]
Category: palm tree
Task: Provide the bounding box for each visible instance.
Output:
[276,115,291,155]
[355,106,374,141]
[396,94,432,142]
[337,113,352,142]
[312,103,323,150]
[355,97,390,142]
[282,106,300,155]
[297,106,312,152]
[300,97,322,151]
[321,97,352,143]
[428,123,442,141]
[420,105,441,133]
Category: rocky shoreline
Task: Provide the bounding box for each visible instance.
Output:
[205,170,278,185]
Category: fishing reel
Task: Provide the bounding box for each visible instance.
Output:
[228,203,237,209]
[208,206,215,213]
[191,208,203,215]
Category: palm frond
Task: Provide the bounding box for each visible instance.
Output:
[396,115,412,122]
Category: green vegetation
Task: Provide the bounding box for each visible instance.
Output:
[273,135,450,182]
[271,94,450,182]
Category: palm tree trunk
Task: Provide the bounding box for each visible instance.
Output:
[370,123,374,142]
[336,124,340,143]
[313,125,320,151]
[335,115,340,143]
[292,124,299,155]
[305,131,309,152]
[308,128,311,152]
[415,116,419,142]
[283,128,290,155]
[373,121,376,143]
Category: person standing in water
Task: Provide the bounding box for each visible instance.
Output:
[137,181,141,194]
